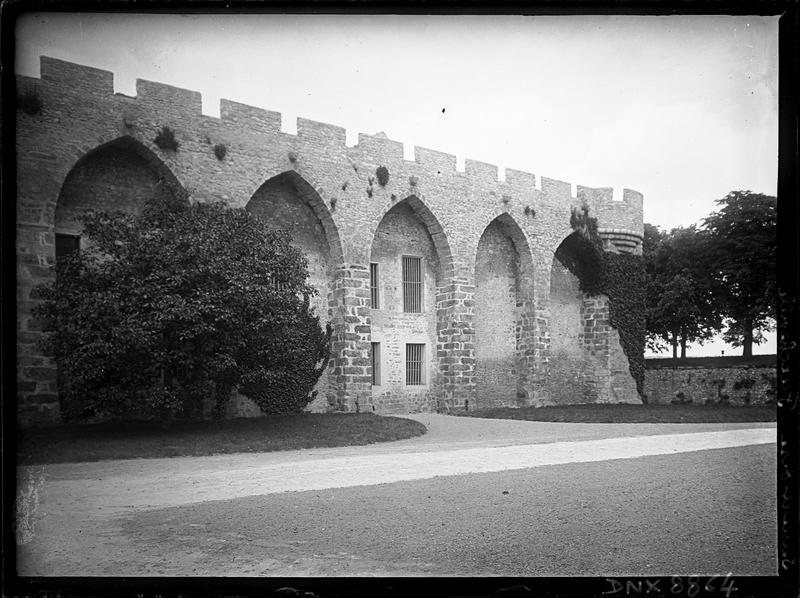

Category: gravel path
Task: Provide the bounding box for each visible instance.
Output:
[114,444,776,577]
[15,415,777,576]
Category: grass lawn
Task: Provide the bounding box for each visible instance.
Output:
[17,413,427,465]
[455,403,776,424]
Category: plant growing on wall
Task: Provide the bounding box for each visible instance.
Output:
[35,197,331,421]
[153,126,179,151]
[376,166,390,187]
[213,143,227,161]
[566,204,646,398]
[17,84,43,115]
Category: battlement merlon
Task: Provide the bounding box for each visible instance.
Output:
[356,133,404,164]
[504,169,536,190]
[541,176,572,198]
[220,99,281,134]
[464,159,498,182]
[40,56,114,96]
[136,79,202,115]
[297,117,347,151]
[577,185,644,236]
[415,146,457,174]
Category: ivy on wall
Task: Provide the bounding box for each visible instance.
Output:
[604,252,646,399]
[568,205,647,399]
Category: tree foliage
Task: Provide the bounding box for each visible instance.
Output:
[701,190,776,357]
[36,196,332,421]
[643,224,721,357]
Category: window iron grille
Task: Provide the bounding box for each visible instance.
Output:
[371,342,381,385]
[402,256,422,313]
[406,343,424,385]
[370,263,380,308]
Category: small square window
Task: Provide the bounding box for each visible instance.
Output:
[406,343,424,385]
[55,233,80,262]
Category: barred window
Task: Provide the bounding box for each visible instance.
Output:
[406,343,424,385]
[55,233,80,262]
[371,342,381,386]
[402,256,422,313]
[370,263,380,308]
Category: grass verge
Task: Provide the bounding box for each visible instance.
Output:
[17,413,427,465]
[455,403,776,424]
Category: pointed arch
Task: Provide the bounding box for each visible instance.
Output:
[245,170,345,413]
[55,135,188,234]
[547,230,603,405]
[473,213,537,407]
[372,195,454,280]
[474,212,535,297]
[246,171,344,269]
[368,195,454,412]
[551,231,604,292]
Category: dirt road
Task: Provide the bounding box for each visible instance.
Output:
[15,415,776,576]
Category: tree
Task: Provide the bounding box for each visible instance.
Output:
[702,190,776,357]
[36,196,332,421]
[643,223,721,358]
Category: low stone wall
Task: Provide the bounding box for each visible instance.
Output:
[644,355,776,405]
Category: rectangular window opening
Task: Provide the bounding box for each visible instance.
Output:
[402,256,422,313]
[55,233,80,262]
[371,342,381,386]
[370,263,380,309]
[406,343,424,385]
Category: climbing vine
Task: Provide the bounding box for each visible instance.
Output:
[604,252,646,399]
[567,205,647,399]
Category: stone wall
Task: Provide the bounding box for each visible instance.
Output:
[546,255,586,404]
[644,356,776,405]
[369,202,440,413]
[474,219,519,407]
[15,56,645,425]
[543,237,641,406]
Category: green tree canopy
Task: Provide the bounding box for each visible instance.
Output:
[643,223,721,357]
[36,196,332,421]
[701,190,776,357]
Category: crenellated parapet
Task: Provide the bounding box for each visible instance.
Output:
[21,56,642,238]
[577,186,644,254]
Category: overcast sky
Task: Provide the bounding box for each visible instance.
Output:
[15,13,779,355]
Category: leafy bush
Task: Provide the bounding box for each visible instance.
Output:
[35,196,331,421]
[153,126,179,151]
[213,143,227,161]
[376,166,390,187]
[240,308,332,414]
